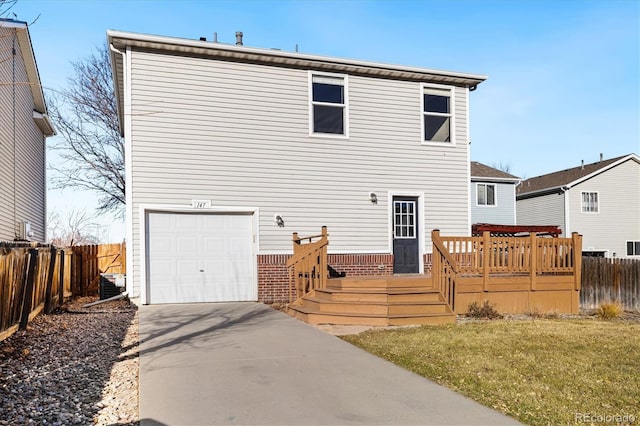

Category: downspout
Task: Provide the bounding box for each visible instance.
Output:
[109,43,135,301]
[513,180,521,225]
[561,186,570,237]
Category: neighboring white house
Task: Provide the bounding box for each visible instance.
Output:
[0,19,55,242]
[107,30,487,304]
[470,161,520,226]
[516,154,640,258]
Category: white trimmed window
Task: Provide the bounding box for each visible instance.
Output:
[422,84,454,143]
[310,74,347,136]
[581,192,599,213]
[627,241,640,256]
[477,183,496,206]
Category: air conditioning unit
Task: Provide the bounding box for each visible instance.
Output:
[17,221,33,241]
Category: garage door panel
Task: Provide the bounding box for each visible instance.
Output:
[147,212,256,304]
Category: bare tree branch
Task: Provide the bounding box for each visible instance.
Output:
[48,45,125,216]
[490,161,513,174]
[0,1,18,18]
[47,209,106,247]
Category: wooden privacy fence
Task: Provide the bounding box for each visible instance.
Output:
[0,245,71,341]
[71,243,126,297]
[0,242,126,342]
[581,257,640,311]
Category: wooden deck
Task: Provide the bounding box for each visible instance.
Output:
[286,228,582,326]
[287,274,456,325]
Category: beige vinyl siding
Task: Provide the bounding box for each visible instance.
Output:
[128,50,471,294]
[0,27,46,241]
[569,159,640,257]
[516,192,565,234]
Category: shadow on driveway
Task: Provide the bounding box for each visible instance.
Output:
[139,302,520,426]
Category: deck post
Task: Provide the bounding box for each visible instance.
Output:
[431,230,441,289]
[529,233,537,291]
[572,233,582,291]
[482,231,490,292]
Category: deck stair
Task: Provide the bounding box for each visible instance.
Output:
[287,274,456,326]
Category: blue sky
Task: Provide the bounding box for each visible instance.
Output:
[10,0,640,239]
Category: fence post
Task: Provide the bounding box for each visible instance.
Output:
[19,249,39,331]
[482,231,490,292]
[572,233,582,291]
[58,250,65,306]
[529,233,537,291]
[44,247,57,313]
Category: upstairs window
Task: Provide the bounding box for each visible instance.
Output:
[477,183,496,206]
[581,192,599,213]
[627,241,640,256]
[310,74,347,136]
[423,85,453,143]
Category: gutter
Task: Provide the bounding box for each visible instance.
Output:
[107,30,488,87]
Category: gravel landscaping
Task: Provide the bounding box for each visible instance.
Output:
[0,297,139,425]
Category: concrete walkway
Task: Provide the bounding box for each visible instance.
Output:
[139,302,519,425]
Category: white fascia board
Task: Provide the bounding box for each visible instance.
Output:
[3,20,49,115]
[470,176,520,184]
[32,111,55,136]
[106,30,488,86]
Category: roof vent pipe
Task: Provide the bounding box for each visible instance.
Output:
[581,160,584,170]
[213,32,218,43]
[235,31,243,46]
[600,153,603,162]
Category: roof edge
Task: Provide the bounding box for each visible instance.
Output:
[471,176,521,183]
[563,154,640,189]
[1,19,51,121]
[106,29,488,87]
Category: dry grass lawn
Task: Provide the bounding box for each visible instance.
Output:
[341,319,640,425]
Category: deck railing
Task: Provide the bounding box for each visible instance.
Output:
[434,230,582,292]
[286,226,329,302]
[431,230,458,312]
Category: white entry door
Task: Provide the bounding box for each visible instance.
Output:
[146,212,256,304]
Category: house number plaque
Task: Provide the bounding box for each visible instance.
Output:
[191,199,212,209]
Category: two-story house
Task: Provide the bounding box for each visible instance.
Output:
[108,30,487,304]
[0,19,54,242]
[470,161,520,226]
[516,154,640,258]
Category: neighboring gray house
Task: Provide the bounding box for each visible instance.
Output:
[517,154,640,258]
[107,30,487,304]
[0,19,54,242]
[470,161,520,226]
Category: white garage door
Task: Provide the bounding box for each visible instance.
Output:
[146,212,256,304]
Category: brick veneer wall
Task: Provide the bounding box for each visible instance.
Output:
[257,253,393,303]
[257,252,434,303]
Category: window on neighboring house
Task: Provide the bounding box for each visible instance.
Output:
[581,192,599,213]
[627,241,640,256]
[310,74,347,136]
[423,85,453,143]
[477,183,496,206]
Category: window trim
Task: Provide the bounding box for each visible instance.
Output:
[626,240,640,257]
[581,191,600,214]
[421,83,455,145]
[476,183,497,207]
[308,71,349,139]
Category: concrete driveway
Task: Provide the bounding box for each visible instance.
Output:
[139,302,519,425]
